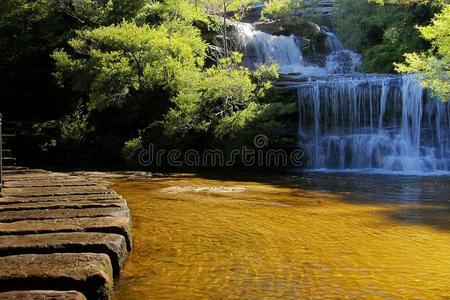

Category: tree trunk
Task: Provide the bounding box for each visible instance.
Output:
[222,0,228,57]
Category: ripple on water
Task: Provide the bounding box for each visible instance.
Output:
[112,174,450,299]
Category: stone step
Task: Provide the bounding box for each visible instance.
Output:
[1,166,28,171]
[0,253,113,300]
[1,186,114,198]
[1,133,16,138]
[0,194,123,204]
[3,172,65,179]
[2,169,52,178]
[3,173,81,180]
[0,232,128,275]
[3,179,96,188]
[0,207,130,223]
[2,157,16,166]
[2,168,49,173]
[0,200,127,212]
[0,216,132,251]
[2,149,12,157]
[0,290,87,300]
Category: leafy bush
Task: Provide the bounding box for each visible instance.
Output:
[122,137,142,160]
[333,0,440,73]
[60,105,93,145]
[396,4,450,101]
[262,0,303,21]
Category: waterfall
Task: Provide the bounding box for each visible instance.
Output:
[325,50,362,74]
[324,30,344,52]
[232,22,303,74]
[231,21,450,174]
[296,75,450,173]
[232,22,362,76]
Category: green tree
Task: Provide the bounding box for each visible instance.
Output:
[262,0,303,21]
[199,0,255,56]
[162,53,293,146]
[0,0,146,119]
[395,5,450,100]
[333,0,438,73]
[53,21,207,110]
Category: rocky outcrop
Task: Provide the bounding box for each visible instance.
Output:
[254,21,284,35]
[298,0,339,16]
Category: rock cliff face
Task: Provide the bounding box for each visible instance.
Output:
[298,0,339,16]
[244,1,340,22]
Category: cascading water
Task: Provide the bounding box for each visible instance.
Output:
[232,21,450,174]
[232,22,304,74]
[296,75,450,173]
[324,30,344,52]
[325,50,362,74]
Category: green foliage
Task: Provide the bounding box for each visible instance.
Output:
[2,0,295,168]
[53,20,207,110]
[135,0,207,25]
[163,53,292,149]
[199,0,256,16]
[262,0,303,20]
[60,104,93,144]
[163,53,256,138]
[333,0,439,73]
[122,137,142,159]
[396,4,450,100]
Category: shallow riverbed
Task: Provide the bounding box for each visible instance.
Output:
[111,173,450,299]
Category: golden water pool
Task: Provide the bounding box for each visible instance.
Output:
[112,173,450,299]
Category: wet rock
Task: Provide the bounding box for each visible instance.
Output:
[0,290,87,300]
[254,21,284,35]
[289,21,322,39]
[0,232,128,274]
[0,253,113,300]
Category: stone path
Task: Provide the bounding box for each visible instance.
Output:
[0,168,133,300]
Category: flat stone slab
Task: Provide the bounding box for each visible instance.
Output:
[0,168,133,299]
[0,207,130,222]
[0,217,132,251]
[2,175,73,181]
[0,200,127,212]
[2,169,51,175]
[0,290,87,300]
[0,253,113,300]
[2,186,113,198]
[0,232,128,274]
[0,194,123,205]
[3,180,96,188]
